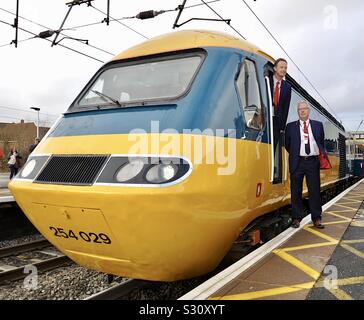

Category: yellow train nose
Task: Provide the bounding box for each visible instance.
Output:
[9,180,246,281]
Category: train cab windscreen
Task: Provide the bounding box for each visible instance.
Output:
[75,54,203,110]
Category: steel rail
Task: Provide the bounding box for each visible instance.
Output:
[0,255,70,284]
[0,239,50,259]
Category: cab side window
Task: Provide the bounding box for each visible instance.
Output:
[236,59,263,130]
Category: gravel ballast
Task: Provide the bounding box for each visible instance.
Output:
[0,262,126,300]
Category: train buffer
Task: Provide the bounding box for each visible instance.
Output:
[180,178,364,300]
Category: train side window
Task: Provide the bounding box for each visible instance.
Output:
[236,59,263,130]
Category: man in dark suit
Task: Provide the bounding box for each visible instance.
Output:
[285,101,327,229]
[29,137,40,153]
[270,58,292,151]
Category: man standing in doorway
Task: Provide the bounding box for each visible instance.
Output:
[285,101,327,229]
[271,58,292,151]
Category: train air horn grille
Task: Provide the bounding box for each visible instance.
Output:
[35,155,108,186]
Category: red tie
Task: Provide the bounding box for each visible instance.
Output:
[304,121,311,155]
[274,81,280,108]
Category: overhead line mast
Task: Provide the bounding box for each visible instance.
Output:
[10,0,19,47]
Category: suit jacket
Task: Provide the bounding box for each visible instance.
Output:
[285,119,327,174]
[270,77,292,132]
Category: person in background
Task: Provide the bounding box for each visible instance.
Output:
[7,148,21,179]
[29,137,40,153]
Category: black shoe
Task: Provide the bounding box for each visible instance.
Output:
[313,218,325,229]
[291,219,300,228]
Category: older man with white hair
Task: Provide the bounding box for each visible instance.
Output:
[285,101,328,229]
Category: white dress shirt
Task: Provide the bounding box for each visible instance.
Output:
[299,119,320,156]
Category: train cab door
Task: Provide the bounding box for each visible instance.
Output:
[263,62,286,186]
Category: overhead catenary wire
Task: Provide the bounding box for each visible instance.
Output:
[0,35,37,48]
[0,105,59,117]
[200,0,246,39]
[239,0,340,121]
[90,4,149,40]
[0,18,104,63]
[0,6,114,56]
[64,0,222,31]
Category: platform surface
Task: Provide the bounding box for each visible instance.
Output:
[0,173,14,203]
[181,179,364,300]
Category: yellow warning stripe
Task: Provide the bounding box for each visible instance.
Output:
[325,211,352,221]
[306,221,349,227]
[212,276,364,300]
[338,200,362,204]
[210,281,316,300]
[342,239,364,244]
[314,276,364,288]
[331,204,358,211]
[334,276,364,286]
[328,288,353,300]
[273,249,321,279]
[282,241,336,252]
[351,221,364,228]
[340,243,364,259]
[303,226,338,243]
[329,210,357,213]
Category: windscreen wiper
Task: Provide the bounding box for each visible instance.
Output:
[91,90,122,107]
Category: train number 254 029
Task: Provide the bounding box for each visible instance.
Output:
[49,226,111,244]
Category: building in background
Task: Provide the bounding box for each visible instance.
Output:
[0,120,49,171]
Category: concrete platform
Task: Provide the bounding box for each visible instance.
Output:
[0,173,14,203]
[180,178,364,300]
[0,188,14,203]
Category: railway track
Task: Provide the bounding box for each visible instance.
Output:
[85,279,150,300]
[0,239,70,284]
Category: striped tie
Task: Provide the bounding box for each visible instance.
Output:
[304,121,311,155]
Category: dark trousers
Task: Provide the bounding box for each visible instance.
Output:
[290,156,322,221]
[9,165,18,179]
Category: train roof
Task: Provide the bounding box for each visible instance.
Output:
[112,29,274,62]
[111,29,345,133]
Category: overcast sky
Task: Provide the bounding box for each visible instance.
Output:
[0,0,363,131]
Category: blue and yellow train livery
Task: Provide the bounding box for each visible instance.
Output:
[9,30,348,281]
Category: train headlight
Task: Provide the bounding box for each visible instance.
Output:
[145,163,178,184]
[115,159,145,182]
[96,156,191,186]
[21,159,37,178]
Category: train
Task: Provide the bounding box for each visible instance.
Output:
[9,30,349,281]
